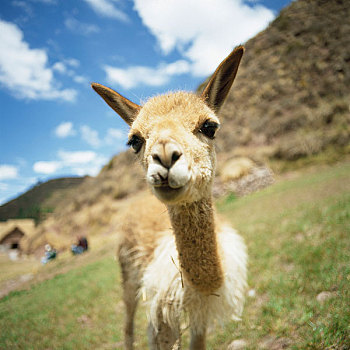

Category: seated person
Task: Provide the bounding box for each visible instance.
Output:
[41,244,57,264]
[71,236,88,255]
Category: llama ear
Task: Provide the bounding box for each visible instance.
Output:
[91,83,141,126]
[201,46,244,112]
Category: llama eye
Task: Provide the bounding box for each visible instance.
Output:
[199,120,219,139]
[127,135,144,153]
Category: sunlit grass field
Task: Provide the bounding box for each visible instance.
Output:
[1,161,349,349]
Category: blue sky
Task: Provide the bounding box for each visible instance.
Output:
[0,0,291,205]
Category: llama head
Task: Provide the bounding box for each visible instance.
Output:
[92,46,244,204]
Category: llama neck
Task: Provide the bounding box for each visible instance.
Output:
[168,197,223,294]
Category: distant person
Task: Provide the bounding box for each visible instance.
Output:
[41,244,57,264]
[71,236,89,255]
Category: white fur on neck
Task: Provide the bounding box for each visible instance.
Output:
[141,225,247,334]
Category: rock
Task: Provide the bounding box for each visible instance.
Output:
[259,336,291,349]
[8,250,19,261]
[227,339,248,350]
[227,166,275,197]
[221,157,255,182]
[20,273,34,282]
[247,289,256,298]
[77,314,92,328]
[316,291,337,303]
[214,161,275,198]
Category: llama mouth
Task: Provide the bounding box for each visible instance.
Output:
[155,184,180,191]
[152,182,187,202]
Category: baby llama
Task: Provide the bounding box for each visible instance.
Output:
[92,46,247,350]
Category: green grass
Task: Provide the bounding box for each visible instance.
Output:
[1,162,349,349]
[0,257,125,349]
[213,161,350,349]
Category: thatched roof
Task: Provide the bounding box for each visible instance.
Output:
[0,219,36,242]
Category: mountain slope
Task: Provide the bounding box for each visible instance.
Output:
[210,0,350,161]
[0,177,86,223]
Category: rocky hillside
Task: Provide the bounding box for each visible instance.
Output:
[213,0,350,162]
[26,0,350,253]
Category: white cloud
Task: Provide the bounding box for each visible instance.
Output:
[69,162,107,176]
[65,58,80,68]
[103,0,274,89]
[0,182,9,191]
[0,176,38,205]
[57,150,97,165]
[54,122,125,148]
[53,58,81,73]
[79,125,127,148]
[52,58,88,85]
[0,19,77,101]
[105,128,125,144]
[15,157,28,168]
[105,60,190,89]
[64,17,100,35]
[83,0,129,22]
[33,161,61,174]
[34,124,127,177]
[80,125,101,148]
[58,150,107,176]
[55,121,76,138]
[33,150,106,176]
[30,0,57,4]
[0,165,19,180]
[53,62,67,74]
[73,75,88,84]
[12,1,34,17]
[133,0,274,76]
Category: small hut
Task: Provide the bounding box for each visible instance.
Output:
[0,219,35,252]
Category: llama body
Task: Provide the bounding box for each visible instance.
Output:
[92,47,247,349]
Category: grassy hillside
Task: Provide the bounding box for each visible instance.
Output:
[215,162,350,349]
[1,161,349,349]
[0,177,86,224]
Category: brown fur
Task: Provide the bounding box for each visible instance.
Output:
[168,197,223,294]
[116,192,171,349]
[92,46,246,350]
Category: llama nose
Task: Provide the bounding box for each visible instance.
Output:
[152,142,182,169]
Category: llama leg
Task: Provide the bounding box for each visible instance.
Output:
[147,309,181,350]
[147,322,157,350]
[189,329,206,350]
[189,314,207,350]
[120,257,139,350]
[123,285,139,350]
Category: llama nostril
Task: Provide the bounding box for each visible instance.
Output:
[152,154,162,164]
[158,173,168,182]
[171,151,181,164]
[152,143,182,169]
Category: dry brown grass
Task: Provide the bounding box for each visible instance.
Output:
[211,0,350,162]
